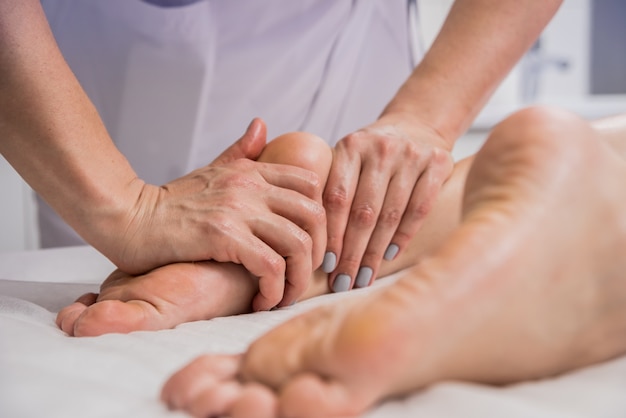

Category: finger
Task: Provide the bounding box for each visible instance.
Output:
[265,185,326,273]
[355,170,420,288]
[388,154,452,261]
[322,146,360,274]
[210,228,287,312]
[162,354,241,409]
[279,373,367,418]
[329,159,390,292]
[251,214,314,309]
[212,118,267,165]
[258,161,323,202]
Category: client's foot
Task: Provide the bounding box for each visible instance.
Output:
[56,261,258,336]
[161,107,626,418]
[56,130,333,337]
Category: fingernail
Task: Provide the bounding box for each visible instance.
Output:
[384,244,399,261]
[332,274,351,292]
[322,252,337,273]
[355,267,373,288]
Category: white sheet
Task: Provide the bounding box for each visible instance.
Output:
[1,246,625,418]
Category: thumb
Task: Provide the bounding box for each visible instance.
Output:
[212,118,267,165]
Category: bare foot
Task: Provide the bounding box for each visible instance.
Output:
[55,122,468,337]
[161,107,626,417]
[56,262,258,336]
[56,130,333,336]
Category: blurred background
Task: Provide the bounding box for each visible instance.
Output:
[1,0,625,253]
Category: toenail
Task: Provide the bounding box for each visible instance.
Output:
[384,244,399,261]
[322,252,337,273]
[332,274,351,292]
[355,267,373,288]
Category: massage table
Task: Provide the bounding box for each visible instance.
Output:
[1,246,625,417]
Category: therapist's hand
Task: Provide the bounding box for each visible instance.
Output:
[115,119,326,311]
[323,114,454,292]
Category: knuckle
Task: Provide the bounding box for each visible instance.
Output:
[339,132,363,151]
[309,202,327,226]
[407,144,422,161]
[293,229,313,253]
[263,254,286,277]
[374,138,396,158]
[432,148,453,169]
[378,207,403,227]
[350,203,378,228]
[306,171,322,190]
[408,202,431,221]
[394,230,412,245]
[324,187,350,212]
[219,161,260,189]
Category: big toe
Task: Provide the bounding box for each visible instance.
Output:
[71,300,159,337]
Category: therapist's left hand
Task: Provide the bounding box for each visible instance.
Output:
[322,114,454,292]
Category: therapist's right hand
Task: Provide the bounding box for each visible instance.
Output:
[115,119,326,311]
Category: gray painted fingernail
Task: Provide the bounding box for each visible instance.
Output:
[332,274,351,293]
[355,267,373,288]
[384,244,400,261]
[322,252,337,273]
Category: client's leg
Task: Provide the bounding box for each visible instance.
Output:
[161,107,626,418]
[57,130,467,337]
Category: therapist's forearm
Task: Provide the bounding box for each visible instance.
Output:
[382,0,563,148]
[0,1,147,251]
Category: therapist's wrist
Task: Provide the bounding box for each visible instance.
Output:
[72,177,162,275]
[376,109,455,152]
[382,65,478,149]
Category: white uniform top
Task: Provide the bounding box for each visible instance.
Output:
[38,0,422,247]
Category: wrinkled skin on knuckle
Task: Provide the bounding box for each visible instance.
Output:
[350,203,378,229]
[310,201,327,227]
[378,207,403,227]
[324,186,350,212]
[303,170,323,197]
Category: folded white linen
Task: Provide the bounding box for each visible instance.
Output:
[0,247,625,418]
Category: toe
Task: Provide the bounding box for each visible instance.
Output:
[161,354,241,411]
[230,383,277,418]
[187,380,242,418]
[279,373,368,418]
[71,300,159,336]
[56,302,88,336]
